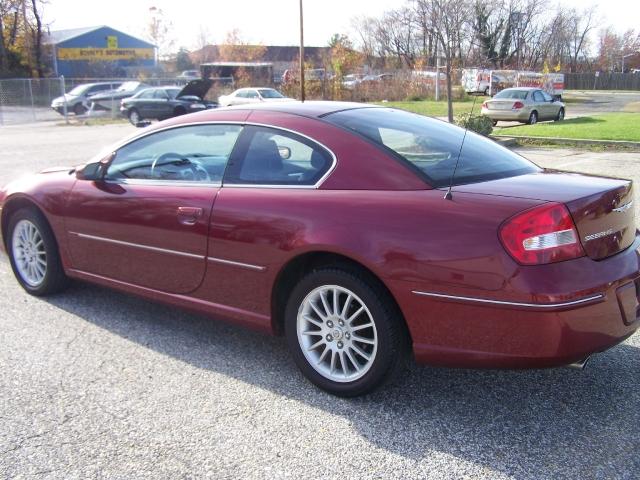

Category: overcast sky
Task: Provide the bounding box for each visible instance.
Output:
[44,0,638,49]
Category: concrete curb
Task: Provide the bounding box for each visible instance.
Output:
[491,135,640,149]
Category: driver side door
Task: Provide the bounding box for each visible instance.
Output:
[65,124,243,294]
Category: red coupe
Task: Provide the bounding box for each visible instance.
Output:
[1,102,638,396]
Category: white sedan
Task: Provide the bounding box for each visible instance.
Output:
[218,88,293,107]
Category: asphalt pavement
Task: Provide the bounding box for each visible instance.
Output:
[1,122,640,479]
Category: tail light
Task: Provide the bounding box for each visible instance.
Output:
[512,101,524,109]
[481,101,488,109]
[499,202,585,265]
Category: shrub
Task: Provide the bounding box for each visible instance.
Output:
[454,113,493,136]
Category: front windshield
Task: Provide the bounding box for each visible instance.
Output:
[494,89,529,100]
[68,85,89,95]
[325,108,539,187]
[258,89,284,99]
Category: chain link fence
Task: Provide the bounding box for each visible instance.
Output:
[0,78,66,125]
[0,76,236,126]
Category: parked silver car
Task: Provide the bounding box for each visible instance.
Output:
[51,82,121,116]
[481,87,565,125]
[218,88,292,107]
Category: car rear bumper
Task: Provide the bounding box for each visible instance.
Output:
[481,108,530,122]
[394,235,640,368]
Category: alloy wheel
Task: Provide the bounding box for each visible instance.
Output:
[129,109,140,125]
[11,219,47,287]
[296,285,378,383]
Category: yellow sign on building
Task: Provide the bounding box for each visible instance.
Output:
[107,35,118,49]
[57,48,154,61]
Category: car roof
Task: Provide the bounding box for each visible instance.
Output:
[217,100,379,118]
[502,87,539,91]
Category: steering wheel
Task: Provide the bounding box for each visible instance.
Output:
[150,152,210,182]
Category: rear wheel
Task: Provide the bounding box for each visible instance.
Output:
[555,108,565,122]
[528,110,538,125]
[285,267,407,397]
[7,207,69,296]
[128,108,141,125]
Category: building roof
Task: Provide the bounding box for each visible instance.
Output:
[44,26,105,45]
[43,25,155,48]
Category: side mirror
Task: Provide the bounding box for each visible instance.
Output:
[76,152,115,181]
[278,146,291,159]
[76,161,104,181]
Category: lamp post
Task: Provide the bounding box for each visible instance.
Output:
[299,0,305,102]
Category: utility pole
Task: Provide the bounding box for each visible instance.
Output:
[299,0,305,102]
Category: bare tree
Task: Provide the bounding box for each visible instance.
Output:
[194,25,213,65]
[415,0,470,122]
[29,0,43,77]
[567,6,598,72]
[147,6,175,61]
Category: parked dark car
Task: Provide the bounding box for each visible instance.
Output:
[88,81,150,112]
[51,82,121,115]
[120,80,217,125]
[1,102,638,397]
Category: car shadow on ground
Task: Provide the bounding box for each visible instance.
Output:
[45,280,640,478]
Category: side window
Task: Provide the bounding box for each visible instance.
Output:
[225,126,333,186]
[153,89,169,99]
[138,89,155,99]
[541,91,553,102]
[105,125,243,183]
[246,90,259,99]
[533,91,544,102]
[235,91,247,98]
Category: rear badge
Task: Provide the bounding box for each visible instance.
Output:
[584,229,614,242]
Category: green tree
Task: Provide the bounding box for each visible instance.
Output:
[175,47,194,71]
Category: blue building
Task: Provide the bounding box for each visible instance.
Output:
[44,25,157,78]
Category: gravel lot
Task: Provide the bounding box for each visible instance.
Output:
[1,122,640,479]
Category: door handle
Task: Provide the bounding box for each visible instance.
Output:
[177,207,203,225]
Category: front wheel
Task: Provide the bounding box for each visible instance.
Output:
[128,108,141,125]
[555,108,565,122]
[7,207,69,296]
[73,103,86,115]
[285,267,407,397]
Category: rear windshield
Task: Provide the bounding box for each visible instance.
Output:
[494,89,529,99]
[325,107,539,187]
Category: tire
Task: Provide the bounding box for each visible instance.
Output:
[73,103,86,115]
[484,87,490,96]
[128,108,141,125]
[284,267,407,397]
[555,108,565,122]
[492,120,498,127]
[528,110,538,125]
[6,207,69,296]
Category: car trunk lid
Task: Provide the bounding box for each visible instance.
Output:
[485,99,522,110]
[454,170,636,260]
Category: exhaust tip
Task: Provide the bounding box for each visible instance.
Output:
[566,356,590,370]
